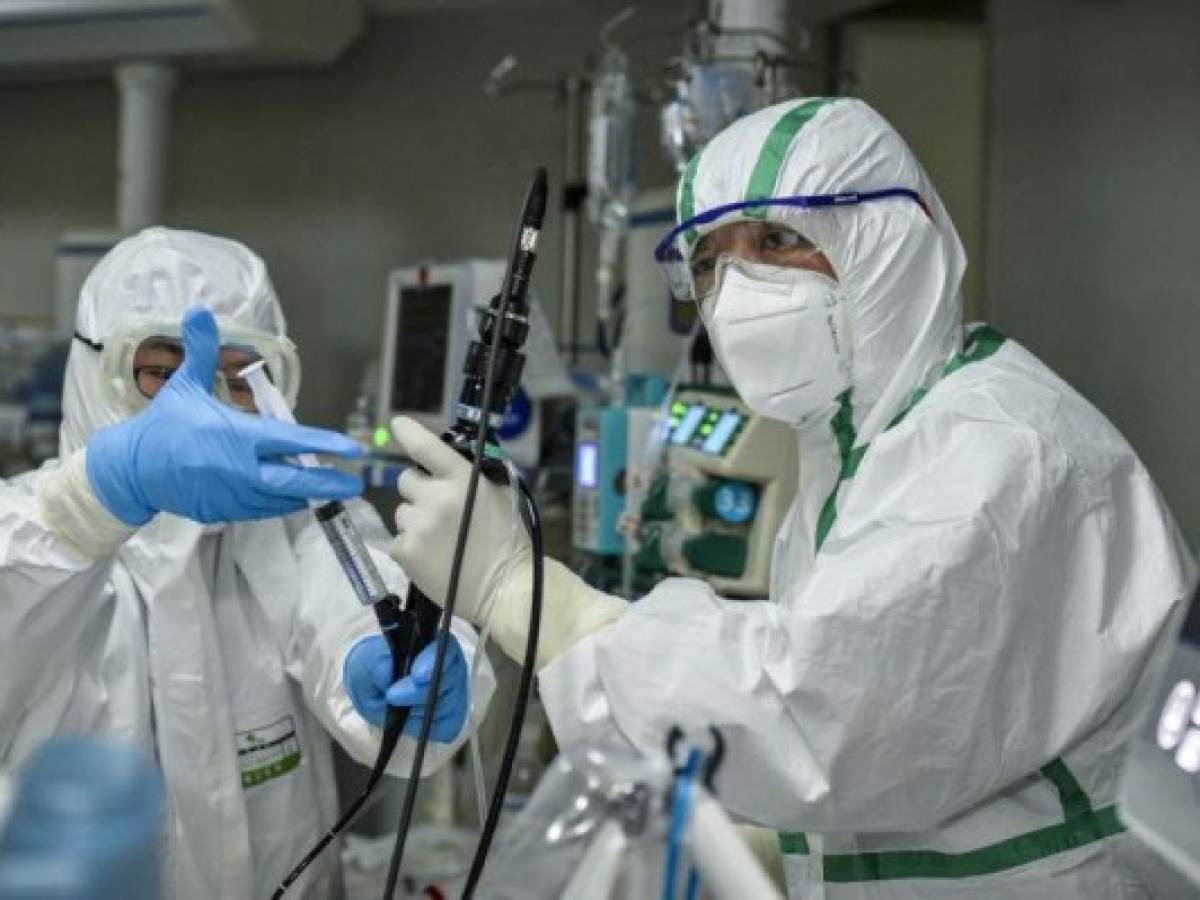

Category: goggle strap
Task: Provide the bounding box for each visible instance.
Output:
[653,188,923,262]
[73,332,103,352]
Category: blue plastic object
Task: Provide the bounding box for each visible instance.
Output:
[624,373,669,408]
[343,633,469,742]
[663,748,703,900]
[87,307,364,526]
[0,738,164,900]
[495,386,533,441]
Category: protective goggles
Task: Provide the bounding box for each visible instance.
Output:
[82,316,301,413]
[653,188,922,305]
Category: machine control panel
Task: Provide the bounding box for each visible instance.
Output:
[634,387,797,598]
[1120,581,1200,888]
[666,399,747,457]
[572,406,628,557]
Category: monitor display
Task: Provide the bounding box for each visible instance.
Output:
[576,442,599,489]
[392,284,452,413]
[702,410,744,455]
[671,404,707,446]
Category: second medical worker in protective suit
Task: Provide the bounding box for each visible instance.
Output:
[0,228,494,898]
[389,99,1195,897]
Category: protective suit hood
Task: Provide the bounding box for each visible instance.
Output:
[63,226,290,455]
[678,97,966,443]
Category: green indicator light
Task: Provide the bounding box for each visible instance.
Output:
[699,425,713,434]
[373,426,391,448]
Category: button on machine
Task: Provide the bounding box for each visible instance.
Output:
[1158,679,1196,751]
[1120,581,1200,887]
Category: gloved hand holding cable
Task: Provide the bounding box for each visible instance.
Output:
[343,634,470,742]
[388,415,627,670]
[36,306,364,559]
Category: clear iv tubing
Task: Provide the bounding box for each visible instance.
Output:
[620,321,702,600]
[240,361,388,606]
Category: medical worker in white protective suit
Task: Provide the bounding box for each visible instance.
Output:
[388,98,1199,898]
[0,228,494,899]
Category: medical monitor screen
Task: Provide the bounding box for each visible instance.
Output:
[1180,584,1200,647]
[671,404,706,446]
[576,442,599,489]
[393,284,452,413]
[702,411,744,455]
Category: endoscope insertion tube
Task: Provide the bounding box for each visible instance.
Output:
[239,360,389,606]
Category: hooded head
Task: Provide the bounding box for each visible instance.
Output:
[63,227,295,455]
[668,97,966,444]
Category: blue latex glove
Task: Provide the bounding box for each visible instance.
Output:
[343,633,470,742]
[86,307,364,526]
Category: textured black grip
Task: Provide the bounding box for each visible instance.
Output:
[372,594,422,743]
[407,584,443,649]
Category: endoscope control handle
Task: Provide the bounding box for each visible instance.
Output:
[371,592,438,746]
[377,433,508,751]
[405,586,444,654]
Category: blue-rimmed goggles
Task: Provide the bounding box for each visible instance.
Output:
[653,188,922,305]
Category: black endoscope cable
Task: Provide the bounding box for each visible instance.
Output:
[269,692,403,898]
[381,170,547,900]
[460,476,543,897]
[271,171,546,900]
[270,582,426,899]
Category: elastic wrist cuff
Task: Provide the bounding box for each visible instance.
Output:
[34,449,138,560]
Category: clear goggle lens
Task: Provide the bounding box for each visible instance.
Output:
[97,315,301,414]
[653,188,924,306]
[659,228,827,314]
[130,336,269,410]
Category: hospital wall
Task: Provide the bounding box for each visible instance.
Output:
[986,0,1200,549]
[844,17,986,318]
[0,4,691,428]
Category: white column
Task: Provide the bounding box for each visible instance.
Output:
[115,61,178,231]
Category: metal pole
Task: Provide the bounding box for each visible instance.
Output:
[560,75,585,363]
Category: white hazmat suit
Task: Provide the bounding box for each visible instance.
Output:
[390,99,1197,898]
[0,228,494,899]
[541,97,1197,898]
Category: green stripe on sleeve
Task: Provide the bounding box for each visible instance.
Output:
[1040,758,1094,821]
[817,805,1125,883]
[779,832,810,855]
[743,98,838,217]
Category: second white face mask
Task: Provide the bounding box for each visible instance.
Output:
[706,258,851,426]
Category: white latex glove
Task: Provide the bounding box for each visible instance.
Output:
[389,416,626,669]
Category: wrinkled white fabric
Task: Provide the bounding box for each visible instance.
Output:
[538,99,1195,898]
[707,261,850,425]
[0,227,495,899]
[33,447,134,559]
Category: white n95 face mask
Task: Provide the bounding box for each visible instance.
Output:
[705,258,851,426]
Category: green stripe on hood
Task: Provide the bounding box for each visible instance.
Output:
[678,151,704,245]
[743,98,839,217]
